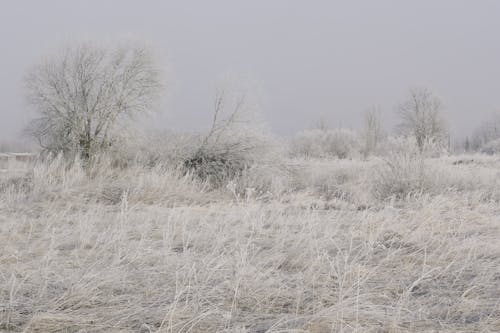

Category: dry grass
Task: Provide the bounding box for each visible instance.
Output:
[1,154,500,332]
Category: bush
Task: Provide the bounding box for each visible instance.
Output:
[118,130,203,167]
[480,138,500,155]
[179,87,285,188]
[234,162,291,199]
[184,149,248,185]
[290,128,361,159]
[377,136,447,158]
[372,153,427,200]
[183,129,282,188]
[371,138,442,200]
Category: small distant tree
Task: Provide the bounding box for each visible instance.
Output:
[362,106,384,158]
[315,116,329,132]
[464,136,471,152]
[396,87,447,152]
[471,113,500,151]
[25,43,162,159]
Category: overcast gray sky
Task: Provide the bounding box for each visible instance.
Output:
[1,0,500,141]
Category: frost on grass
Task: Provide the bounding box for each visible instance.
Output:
[2,153,500,332]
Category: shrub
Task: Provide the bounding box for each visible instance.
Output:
[378,136,447,158]
[181,88,284,188]
[183,129,282,188]
[480,138,500,155]
[290,128,361,159]
[113,130,203,168]
[184,149,248,185]
[372,152,427,200]
[371,138,443,200]
[234,162,291,199]
[471,113,500,151]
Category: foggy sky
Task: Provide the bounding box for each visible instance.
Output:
[1,1,500,141]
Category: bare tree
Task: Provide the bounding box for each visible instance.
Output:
[362,106,384,158]
[315,115,329,132]
[396,87,447,152]
[463,136,471,152]
[470,113,500,151]
[25,43,162,159]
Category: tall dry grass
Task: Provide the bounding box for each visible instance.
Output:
[1,153,500,332]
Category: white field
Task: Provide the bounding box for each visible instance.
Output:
[1,154,500,332]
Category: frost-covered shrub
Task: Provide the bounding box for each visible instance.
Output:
[290,129,361,159]
[372,138,444,200]
[184,130,283,188]
[471,113,500,151]
[181,88,285,188]
[132,130,203,167]
[234,162,291,199]
[372,153,427,200]
[184,149,248,186]
[377,136,447,158]
[480,138,500,155]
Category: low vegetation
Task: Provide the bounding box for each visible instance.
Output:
[290,128,361,159]
[2,145,500,332]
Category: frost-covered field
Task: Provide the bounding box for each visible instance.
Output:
[1,154,500,332]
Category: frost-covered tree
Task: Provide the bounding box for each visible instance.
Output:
[471,113,500,151]
[362,106,384,158]
[396,87,447,152]
[25,43,162,159]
